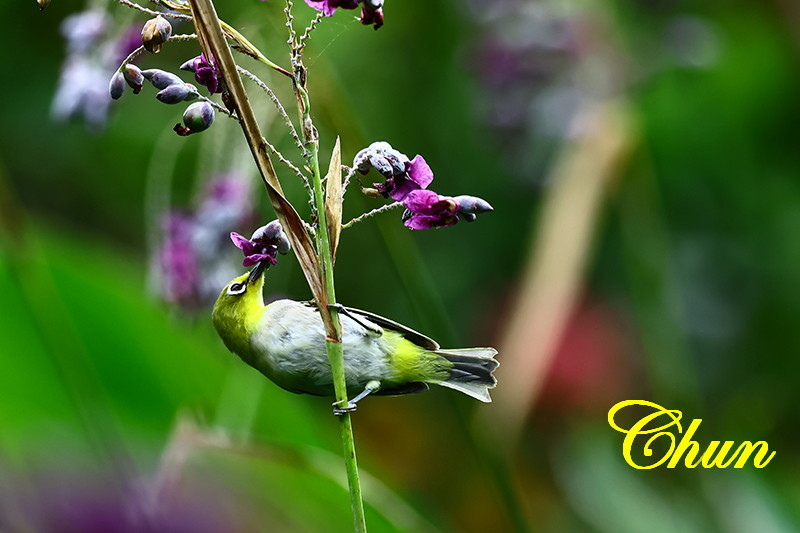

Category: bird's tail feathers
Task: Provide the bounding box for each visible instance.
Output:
[434,348,499,403]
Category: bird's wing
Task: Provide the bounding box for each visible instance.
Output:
[301,301,440,350]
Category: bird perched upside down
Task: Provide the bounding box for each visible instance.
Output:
[212,262,499,413]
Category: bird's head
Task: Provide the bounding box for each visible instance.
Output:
[211,261,267,357]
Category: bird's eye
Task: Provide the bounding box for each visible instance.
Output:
[227,282,246,295]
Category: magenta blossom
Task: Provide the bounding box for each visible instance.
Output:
[402,190,460,230]
[160,213,199,303]
[304,0,359,16]
[360,1,384,29]
[230,220,291,268]
[402,190,494,230]
[387,154,434,201]
[301,0,384,29]
[355,141,433,201]
[180,54,222,94]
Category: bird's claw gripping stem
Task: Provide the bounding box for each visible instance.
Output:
[332,400,357,416]
[331,380,381,416]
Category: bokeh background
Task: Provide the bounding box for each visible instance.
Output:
[2,0,799,531]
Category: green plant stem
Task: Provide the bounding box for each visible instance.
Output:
[299,81,368,533]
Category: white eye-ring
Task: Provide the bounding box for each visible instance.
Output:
[227,282,246,295]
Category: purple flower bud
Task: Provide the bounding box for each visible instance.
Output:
[452,195,493,214]
[183,84,199,101]
[189,54,223,95]
[156,83,193,104]
[122,64,144,93]
[368,152,394,178]
[354,141,410,189]
[142,68,183,89]
[141,15,172,54]
[181,101,215,133]
[109,71,125,100]
[230,220,290,267]
[180,58,196,72]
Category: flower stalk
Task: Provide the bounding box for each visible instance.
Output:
[289,10,367,530]
[187,0,367,530]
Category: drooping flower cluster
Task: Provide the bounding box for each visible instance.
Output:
[354,141,493,230]
[107,16,220,137]
[156,176,254,309]
[302,0,385,30]
[230,220,291,268]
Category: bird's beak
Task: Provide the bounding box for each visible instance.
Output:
[247,261,266,285]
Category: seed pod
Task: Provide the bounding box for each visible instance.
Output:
[156,83,192,104]
[142,69,183,90]
[109,71,126,100]
[122,64,144,94]
[141,15,172,54]
[182,101,215,133]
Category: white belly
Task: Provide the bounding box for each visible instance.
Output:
[249,299,397,395]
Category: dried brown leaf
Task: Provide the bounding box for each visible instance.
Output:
[324,137,343,263]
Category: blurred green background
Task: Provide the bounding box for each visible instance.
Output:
[2,0,800,531]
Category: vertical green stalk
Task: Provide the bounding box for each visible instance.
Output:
[299,83,368,533]
[189,0,366,527]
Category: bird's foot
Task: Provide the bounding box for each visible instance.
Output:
[331,381,381,416]
[332,400,357,416]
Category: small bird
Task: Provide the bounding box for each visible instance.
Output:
[212,263,499,412]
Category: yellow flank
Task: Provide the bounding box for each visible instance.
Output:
[390,335,451,383]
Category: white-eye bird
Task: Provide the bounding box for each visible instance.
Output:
[212,263,499,411]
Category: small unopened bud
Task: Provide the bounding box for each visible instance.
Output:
[453,195,493,214]
[156,83,192,104]
[255,220,282,241]
[253,221,291,255]
[122,64,144,94]
[109,71,126,100]
[37,0,51,10]
[361,187,381,198]
[142,69,183,89]
[182,101,215,133]
[179,58,196,72]
[141,15,172,54]
[368,153,394,178]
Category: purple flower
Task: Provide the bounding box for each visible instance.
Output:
[402,190,460,230]
[301,0,385,28]
[360,0,384,29]
[401,190,494,230]
[373,155,433,201]
[181,54,222,94]
[154,175,254,309]
[160,213,199,304]
[355,142,434,201]
[304,0,359,17]
[230,221,291,268]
